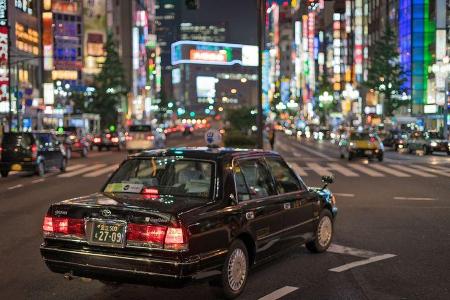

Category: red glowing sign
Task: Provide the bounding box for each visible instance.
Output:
[0,26,9,102]
[189,49,227,63]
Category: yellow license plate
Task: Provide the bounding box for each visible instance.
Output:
[11,164,22,171]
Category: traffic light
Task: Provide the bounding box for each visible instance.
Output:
[185,0,199,10]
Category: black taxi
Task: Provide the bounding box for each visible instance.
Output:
[40,147,337,299]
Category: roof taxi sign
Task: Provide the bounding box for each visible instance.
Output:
[205,129,222,148]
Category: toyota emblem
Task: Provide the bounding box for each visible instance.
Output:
[101,209,112,217]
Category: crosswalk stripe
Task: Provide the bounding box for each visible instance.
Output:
[306,162,330,176]
[58,164,106,178]
[408,165,450,178]
[427,165,450,173]
[295,144,336,161]
[66,164,86,172]
[348,164,385,177]
[370,164,411,177]
[83,165,119,177]
[290,162,308,176]
[327,163,358,177]
[390,164,436,177]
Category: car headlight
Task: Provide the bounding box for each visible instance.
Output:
[349,142,355,148]
[430,141,438,147]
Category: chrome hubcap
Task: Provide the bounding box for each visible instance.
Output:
[318,216,332,247]
[227,248,247,291]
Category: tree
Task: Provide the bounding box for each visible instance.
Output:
[365,26,407,117]
[92,32,129,129]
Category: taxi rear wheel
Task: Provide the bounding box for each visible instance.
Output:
[306,210,333,253]
[0,170,8,178]
[220,239,249,299]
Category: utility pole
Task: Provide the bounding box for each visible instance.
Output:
[256,0,265,149]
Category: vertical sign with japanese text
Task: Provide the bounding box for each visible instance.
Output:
[0,0,9,102]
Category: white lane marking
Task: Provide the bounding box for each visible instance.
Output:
[394,197,436,201]
[58,164,106,178]
[329,254,396,273]
[295,144,336,161]
[408,165,450,178]
[334,193,355,198]
[430,165,450,172]
[290,162,308,177]
[390,164,436,178]
[370,164,411,177]
[328,243,378,258]
[83,165,119,177]
[8,184,23,190]
[66,164,86,172]
[31,179,45,184]
[348,163,384,177]
[306,162,330,176]
[258,286,299,300]
[327,163,358,177]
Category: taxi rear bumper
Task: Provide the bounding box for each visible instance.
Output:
[40,243,226,287]
[0,161,37,172]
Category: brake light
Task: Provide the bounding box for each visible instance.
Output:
[127,224,167,247]
[93,138,101,143]
[126,223,188,250]
[146,135,155,141]
[126,136,133,141]
[142,188,158,195]
[31,144,38,160]
[370,137,376,143]
[111,137,119,143]
[43,216,85,236]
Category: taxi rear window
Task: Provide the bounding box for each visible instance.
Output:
[129,125,152,132]
[105,157,214,200]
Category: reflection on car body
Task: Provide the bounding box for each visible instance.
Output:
[40,148,337,299]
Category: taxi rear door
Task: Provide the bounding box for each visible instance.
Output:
[234,158,286,261]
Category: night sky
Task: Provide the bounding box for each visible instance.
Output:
[180,0,258,45]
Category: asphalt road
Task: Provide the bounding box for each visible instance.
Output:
[0,132,449,300]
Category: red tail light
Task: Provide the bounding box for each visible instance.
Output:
[43,216,85,236]
[126,136,133,141]
[142,188,158,195]
[146,135,155,141]
[31,144,38,160]
[370,137,376,143]
[126,223,188,250]
[127,224,167,247]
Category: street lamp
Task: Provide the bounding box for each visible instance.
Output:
[318,91,334,104]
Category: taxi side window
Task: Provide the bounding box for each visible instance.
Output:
[234,165,251,201]
[265,158,302,194]
[238,159,277,199]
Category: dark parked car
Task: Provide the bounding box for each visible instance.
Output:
[40,148,337,299]
[92,132,124,151]
[0,132,67,177]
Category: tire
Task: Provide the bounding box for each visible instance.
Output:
[98,146,103,152]
[306,209,334,253]
[66,148,72,160]
[348,152,353,161]
[378,152,384,162]
[340,153,345,159]
[82,147,88,157]
[0,170,9,178]
[60,158,67,172]
[37,162,45,177]
[423,145,430,155]
[106,146,110,151]
[220,240,249,299]
[408,147,413,154]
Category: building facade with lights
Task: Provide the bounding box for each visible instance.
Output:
[0,0,42,131]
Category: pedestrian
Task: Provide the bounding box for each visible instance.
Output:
[269,125,276,150]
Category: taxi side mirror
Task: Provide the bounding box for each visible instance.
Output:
[321,175,334,190]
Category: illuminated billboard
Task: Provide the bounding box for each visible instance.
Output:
[196,76,218,100]
[0,0,8,102]
[171,41,258,66]
[83,0,106,75]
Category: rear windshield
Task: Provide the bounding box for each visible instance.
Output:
[129,125,152,132]
[427,132,443,139]
[2,133,34,148]
[350,132,371,140]
[105,157,214,200]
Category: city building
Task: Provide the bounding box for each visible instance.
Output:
[179,22,227,42]
[171,40,259,115]
[0,0,42,131]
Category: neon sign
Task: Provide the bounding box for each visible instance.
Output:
[190,49,227,63]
